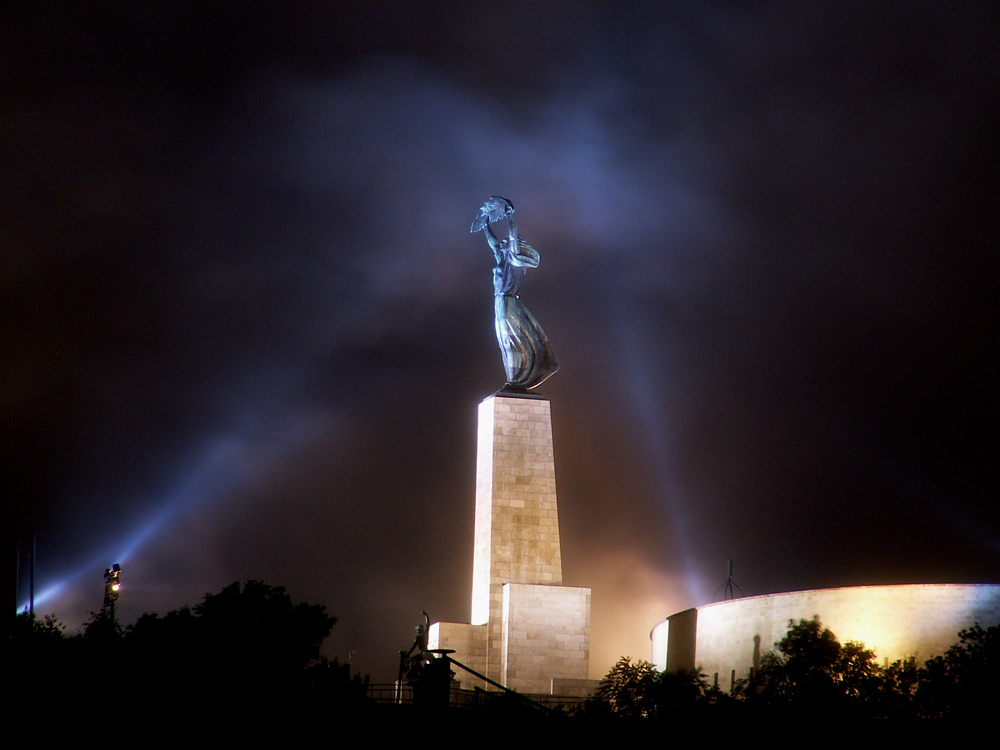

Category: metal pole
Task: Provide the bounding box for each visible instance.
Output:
[29,533,35,618]
[14,539,20,614]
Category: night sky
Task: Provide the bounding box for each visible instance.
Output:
[5,2,1000,680]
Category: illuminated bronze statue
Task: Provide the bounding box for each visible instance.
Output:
[471,196,559,391]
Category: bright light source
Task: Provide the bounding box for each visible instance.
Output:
[103,564,122,611]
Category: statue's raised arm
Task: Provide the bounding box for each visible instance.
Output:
[471,195,559,392]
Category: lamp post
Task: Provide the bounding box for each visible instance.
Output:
[103,564,121,625]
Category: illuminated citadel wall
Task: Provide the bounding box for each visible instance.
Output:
[651,583,1000,692]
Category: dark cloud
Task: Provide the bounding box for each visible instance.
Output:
[4,2,1000,679]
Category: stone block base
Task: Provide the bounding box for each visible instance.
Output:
[428,621,488,690]
[501,583,591,694]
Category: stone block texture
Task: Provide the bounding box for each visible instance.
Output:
[471,395,565,683]
[433,394,590,692]
[428,622,488,690]
[501,583,591,694]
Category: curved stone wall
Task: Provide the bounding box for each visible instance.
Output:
[651,583,1000,692]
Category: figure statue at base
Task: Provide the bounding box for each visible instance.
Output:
[401,610,431,680]
[471,196,559,391]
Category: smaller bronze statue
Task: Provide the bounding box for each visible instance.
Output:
[472,196,559,391]
[401,610,431,680]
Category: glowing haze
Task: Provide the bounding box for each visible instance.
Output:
[4,3,1000,679]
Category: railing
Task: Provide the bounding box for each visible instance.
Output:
[368,683,413,704]
[368,651,591,714]
[366,680,588,713]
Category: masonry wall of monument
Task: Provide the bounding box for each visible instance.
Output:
[651,583,1000,691]
[501,583,591,694]
[430,394,592,695]
[428,621,488,689]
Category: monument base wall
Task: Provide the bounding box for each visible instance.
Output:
[501,583,591,694]
[428,622,488,690]
[431,392,591,695]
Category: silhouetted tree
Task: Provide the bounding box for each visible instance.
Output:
[916,622,1000,718]
[10,612,69,687]
[10,580,367,728]
[303,656,369,700]
[877,656,920,718]
[118,580,338,712]
[81,606,121,642]
[11,611,65,642]
[735,616,891,718]
[591,657,659,718]
[194,580,334,675]
[648,667,726,718]
[587,657,727,720]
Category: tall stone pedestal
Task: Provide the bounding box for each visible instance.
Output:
[430,394,591,694]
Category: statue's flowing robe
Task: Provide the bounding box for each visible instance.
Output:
[494,294,559,389]
[492,238,559,390]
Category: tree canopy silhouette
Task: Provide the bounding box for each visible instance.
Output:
[916,622,1000,718]
[587,656,728,720]
[735,616,918,718]
[120,580,337,703]
[11,580,364,728]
